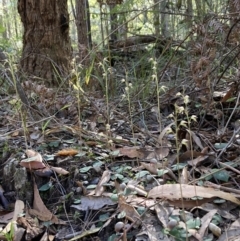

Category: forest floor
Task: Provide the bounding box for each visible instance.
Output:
[0,51,240,241]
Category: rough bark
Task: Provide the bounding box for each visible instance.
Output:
[160,0,170,38]
[109,4,118,41]
[153,0,160,38]
[75,0,92,65]
[76,0,91,47]
[186,0,193,29]
[18,0,72,86]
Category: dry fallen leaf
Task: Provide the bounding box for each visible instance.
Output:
[179,167,189,184]
[118,195,141,226]
[17,216,43,240]
[71,196,116,211]
[209,222,221,237]
[220,83,236,103]
[140,162,158,174]
[168,198,215,209]
[148,184,240,205]
[34,167,53,177]
[141,147,169,161]
[155,202,174,228]
[186,129,204,150]
[187,155,209,167]
[199,209,218,238]
[176,151,206,163]
[158,122,174,143]
[50,166,69,175]
[29,181,59,224]
[95,170,111,196]
[20,149,46,169]
[119,147,144,158]
[1,200,24,235]
[56,148,79,156]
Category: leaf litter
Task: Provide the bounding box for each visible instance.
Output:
[1,93,240,241]
[1,51,240,241]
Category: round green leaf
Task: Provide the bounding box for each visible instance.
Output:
[79,166,92,173]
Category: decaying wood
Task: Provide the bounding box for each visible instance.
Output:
[109,35,174,50]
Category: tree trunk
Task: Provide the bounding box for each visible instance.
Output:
[228,0,240,60]
[160,0,170,37]
[195,0,202,19]
[186,0,193,30]
[76,0,91,48]
[18,0,72,87]
[109,4,118,41]
[75,0,92,65]
[2,0,9,39]
[153,0,160,38]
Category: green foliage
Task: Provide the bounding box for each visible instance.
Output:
[2,222,15,241]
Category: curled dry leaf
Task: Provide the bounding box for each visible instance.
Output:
[186,130,204,150]
[179,167,189,184]
[20,149,46,170]
[199,209,218,238]
[56,148,79,156]
[158,122,174,143]
[127,184,147,196]
[95,170,111,196]
[1,200,25,236]
[50,166,69,175]
[209,222,221,237]
[26,150,42,161]
[17,216,43,240]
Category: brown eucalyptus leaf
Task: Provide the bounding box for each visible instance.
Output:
[141,162,158,174]
[20,149,45,169]
[95,170,111,196]
[187,130,204,149]
[148,184,240,205]
[31,181,59,223]
[57,148,79,156]
[158,123,174,143]
[187,155,209,167]
[199,209,218,238]
[119,147,143,158]
[209,222,221,237]
[50,166,69,175]
[118,195,141,226]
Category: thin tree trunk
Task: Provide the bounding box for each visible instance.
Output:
[109,4,118,41]
[186,0,193,29]
[195,0,202,19]
[75,0,92,48]
[160,0,170,37]
[2,0,8,39]
[153,0,160,38]
[228,0,240,61]
[75,0,92,65]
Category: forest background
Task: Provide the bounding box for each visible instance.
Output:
[0,0,240,241]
